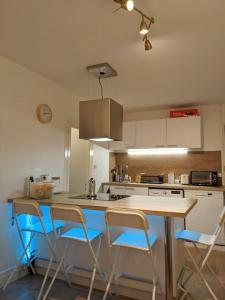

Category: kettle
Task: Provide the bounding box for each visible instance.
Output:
[88,178,96,198]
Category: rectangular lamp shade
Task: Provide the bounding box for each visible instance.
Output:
[79,98,123,141]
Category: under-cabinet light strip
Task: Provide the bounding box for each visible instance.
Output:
[89,138,113,142]
[128,148,188,155]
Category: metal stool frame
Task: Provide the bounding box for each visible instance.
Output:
[103,208,160,300]
[2,199,69,298]
[42,204,107,300]
[177,207,225,300]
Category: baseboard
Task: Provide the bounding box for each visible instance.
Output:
[0,266,28,288]
[35,258,163,300]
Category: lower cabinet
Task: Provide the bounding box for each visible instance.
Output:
[184,190,225,243]
[103,185,148,196]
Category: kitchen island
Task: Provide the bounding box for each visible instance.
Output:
[8,194,197,300]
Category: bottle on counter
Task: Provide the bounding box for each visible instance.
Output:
[115,166,120,182]
[123,165,129,182]
[111,168,117,182]
[135,174,141,183]
[119,165,123,182]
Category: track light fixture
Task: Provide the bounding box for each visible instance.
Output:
[113,0,155,51]
[126,0,134,11]
[140,16,148,35]
[144,36,152,51]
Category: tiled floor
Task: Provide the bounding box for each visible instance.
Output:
[0,248,224,300]
[0,272,224,300]
[0,275,129,300]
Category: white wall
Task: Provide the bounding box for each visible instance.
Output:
[69,128,90,194]
[0,56,77,276]
[124,104,223,151]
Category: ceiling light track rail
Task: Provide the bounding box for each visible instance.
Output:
[113,0,155,51]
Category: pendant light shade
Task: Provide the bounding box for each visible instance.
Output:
[79,98,123,141]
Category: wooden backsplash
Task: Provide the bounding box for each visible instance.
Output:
[113,151,222,183]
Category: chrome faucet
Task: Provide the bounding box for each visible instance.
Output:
[88,178,96,198]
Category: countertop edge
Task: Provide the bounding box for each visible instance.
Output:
[102,182,225,192]
[7,194,197,218]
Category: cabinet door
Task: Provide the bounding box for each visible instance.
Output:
[166,116,201,148]
[136,119,166,148]
[105,185,148,196]
[109,122,136,151]
[124,187,148,195]
[185,190,224,242]
[108,186,127,195]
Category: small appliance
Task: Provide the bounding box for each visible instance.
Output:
[140,175,164,184]
[181,174,190,185]
[190,171,218,186]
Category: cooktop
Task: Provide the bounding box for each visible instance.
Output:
[68,193,130,201]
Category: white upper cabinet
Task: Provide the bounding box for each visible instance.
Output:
[136,119,167,148]
[109,116,202,151]
[109,121,136,151]
[166,116,202,148]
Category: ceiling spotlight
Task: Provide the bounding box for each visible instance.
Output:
[140,16,149,35]
[144,37,152,51]
[126,0,134,11]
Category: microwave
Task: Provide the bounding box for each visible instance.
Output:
[190,171,218,186]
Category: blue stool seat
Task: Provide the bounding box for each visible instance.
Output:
[176,230,216,245]
[21,220,64,234]
[113,230,157,250]
[61,227,102,242]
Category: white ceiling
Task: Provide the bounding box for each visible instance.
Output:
[0,0,225,110]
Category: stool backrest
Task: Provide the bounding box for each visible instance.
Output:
[105,208,149,230]
[50,204,86,224]
[13,199,42,217]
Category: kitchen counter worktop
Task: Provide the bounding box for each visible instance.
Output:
[102,182,225,192]
[8,193,197,218]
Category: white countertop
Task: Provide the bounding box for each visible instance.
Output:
[8,193,197,218]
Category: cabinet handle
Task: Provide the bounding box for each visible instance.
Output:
[155,145,165,148]
[125,188,135,191]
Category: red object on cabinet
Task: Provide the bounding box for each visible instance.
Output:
[170,109,200,118]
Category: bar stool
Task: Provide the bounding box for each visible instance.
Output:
[176,207,225,300]
[42,204,107,300]
[2,199,65,294]
[103,208,160,300]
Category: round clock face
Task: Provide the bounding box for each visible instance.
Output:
[36,104,52,124]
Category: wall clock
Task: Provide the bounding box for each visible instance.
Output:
[36,104,52,124]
